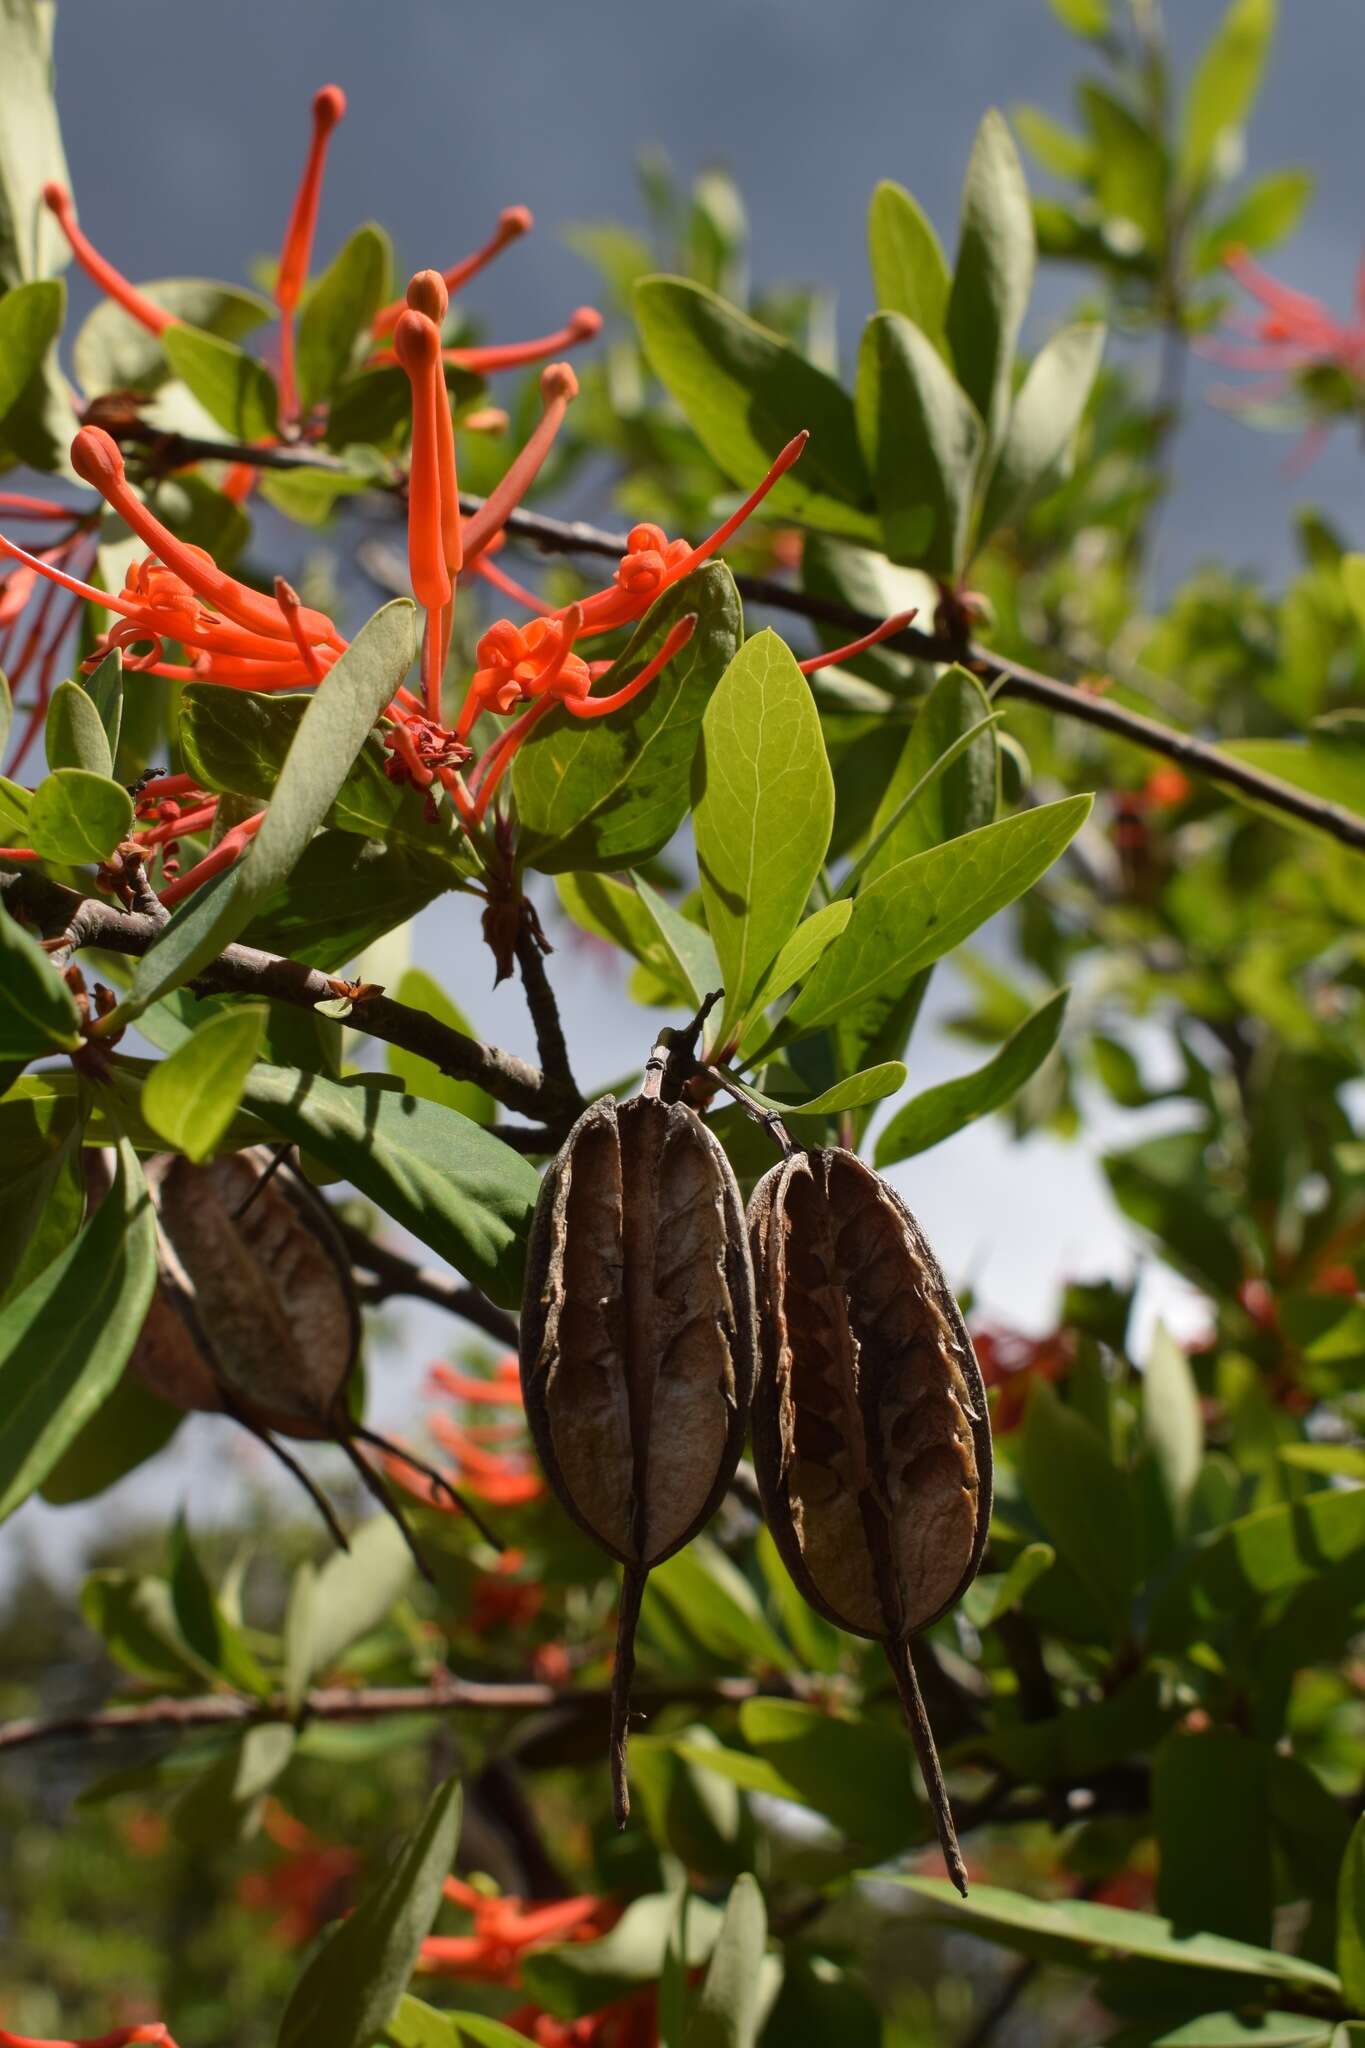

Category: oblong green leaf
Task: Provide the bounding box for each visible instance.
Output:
[46,677,113,777]
[867,181,950,344]
[278,1774,462,2048]
[1180,0,1276,193]
[945,110,1036,456]
[1339,1815,1365,2012]
[240,1067,537,1308]
[141,1006,267,1163]
[875,988,1066,1164]
[164,322,280,440]
[728,1061,906,1119]
[684,1874,770,2048]
[0,277,63,424]
[782,796,1091,1040]
[855,312,984,575]
[0,1132,158,1522]
[739,899,851,1049]
[0,895,82,1070]
[297,223,391,413]
[979,321,1105,540]
[634,276,877,539]
[1019,1378,1138,1636]
[387,968,495,1126]
[693,630,834,1042]
[632,874,722,1011]
[884,1877,1341,1992]
[29,767,133,864]
[856,667,1000,890]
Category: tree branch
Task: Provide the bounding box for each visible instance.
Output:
[1,871,572,1126]
[0,1674,813,1757]
[339,1217,520,1347]
[513,913,580,1108]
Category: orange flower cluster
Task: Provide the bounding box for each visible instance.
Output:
[1205,245,1365,466]
[235,1800,361,1949]
[418,1875,614,1982]
[0,2030,182,2048]
[387,1352,546,1513]
[970,1321,1073,1433]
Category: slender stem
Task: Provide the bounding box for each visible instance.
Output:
[513,910,580,1107]
[610,1563,647,1831]
[887,1635,969,1898]
[338,1218,520,1347]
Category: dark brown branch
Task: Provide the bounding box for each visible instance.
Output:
[0,1674,813,1758]
[339,1217,520,1348]
[1,871,570,1125]
[513,913,580,1107]
[79,433,1365,848]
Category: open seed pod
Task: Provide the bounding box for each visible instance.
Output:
[519,1090,758,1824]
[125,1148,483,1567]
[747,1146,992,1895]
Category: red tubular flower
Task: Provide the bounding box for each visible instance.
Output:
[275,85,347,424]
[442,306,603,375]
[417,1877,614,1984]
[373,205,534,336]
[1203,245,1365,463]
[237,1799,360,1948]
[500,1987,658,2047]
[42,183,174,336]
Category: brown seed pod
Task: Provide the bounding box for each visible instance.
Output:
[125,1148,489,1568]
[519,1090,758,1825]
[747,1146,992,1896]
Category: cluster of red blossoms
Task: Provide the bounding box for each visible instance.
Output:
[387,1351,545,1514]
[1205,244,1365,466]
[0,82,911,913]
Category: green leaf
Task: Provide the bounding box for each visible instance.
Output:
[1180,0,1277,193]
[979,321,1105,539]
[28,767,133,864]
[736,1698,920,1852]
[0,0,70,289]
[1154,1731,1272,1944]
[164,322,280,440]
[960,1669,1168,1785]
[1198,169,1314,271]
[178,684,465,866]
[555,871,693,1007]
[634,276,877,539]
[1142,1322,1204,1541]
[0,277,62,425]
[284,1515,415,1700]
[169,1512,271,1695]
[40,1366,182,1504]
[0,1085,82,1299]
[386,969,495,1126]
[693,631,834,1042]
[1019,1378,1138,1635]
[83,646,123,761]
[1012,106,1096,182]
[726,1061,906,1120]
[141,1006,266,1163]
[114,599,417,1024]
[80,1569,219,1689]
[278,1774,461,2048]
[1080,84,1170,255]
[632,874,722,1010]
[965,1541,1056,1628]
[855,313,984,576]
[647,1536,797,1676]
[1124,2020,1333,2047]
[684,1874,769,2048]
[0,671,10,759]
[738,900,851,1047]
[240,1068,537,1308]
[73,278,270,398]
[945,110,1036,458]
[514,566,741,874]
[855,668,1000,891]
[296,223,390,413]
[875,988,1066,1164]
[1338,1816,1365,2011]
[1048,0,1109,31]
[1149,1485,1365,1649]
[781,796,1091,1041]
[45,678,112,777]
[866,181,951,345]
[883,1877,1341,1993]
[0,1133,157,1521]
[258,464,374,528]
[0,895,82,1071]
